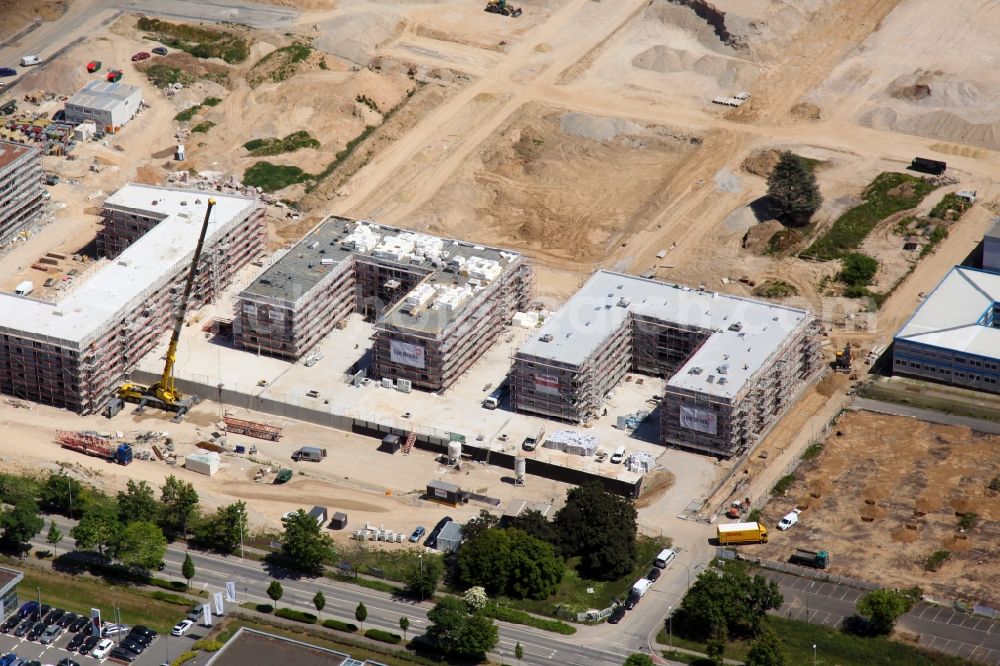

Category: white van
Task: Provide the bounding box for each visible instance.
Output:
[654,548,677,569]
[610,446,626,464]
[14,281,33,296]
[20,55,41,66]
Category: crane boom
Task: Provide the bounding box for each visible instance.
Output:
[115,198,217,418]
[158,198,216,402]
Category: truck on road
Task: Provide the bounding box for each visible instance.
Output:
[56,431,132,465]
[790,548,830,569]
[717,521,768,545]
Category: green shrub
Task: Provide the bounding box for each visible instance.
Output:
[149,577,189,592]
[929,192,969,220]
[925,550,950,572]
[322,619,359,633]
[753,280,798,299]
[254,603,273,614]
[192,639,223,652]
[244,130,320,157]
[838,252,879,288]
[192,121,215,133]
[364,628,402,644]
[149,590,194,606]
[174,105,201,122]
[771,474,796,496]
[990,477,1000,492]
[802,441,824,460]
[202,97,222,107]
[958,512,978,530]
[483,603,576,635]
[171,651,197,666]
[142,64,196,88]
[274,608,318,624]
[747,508,762,523]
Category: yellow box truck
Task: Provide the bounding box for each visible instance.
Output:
[717,521,768,545]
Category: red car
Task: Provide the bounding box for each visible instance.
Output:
[130,52,150,62]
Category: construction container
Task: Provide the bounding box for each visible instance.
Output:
[185,452,220,476]
[308,506,328,526]
[330,512,348,530]
[514,456,526,485]
[379,433,401,454]
[426,479,463,505]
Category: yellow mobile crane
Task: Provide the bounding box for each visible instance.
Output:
[116,198,216,421]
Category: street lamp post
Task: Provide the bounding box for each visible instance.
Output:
[813,643,817,665]
[667,605,673,649]
[418,554,424,602]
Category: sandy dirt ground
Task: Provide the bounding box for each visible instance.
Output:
[0,396,575,547]
[757,411,1000,608]
[0,0,66,41]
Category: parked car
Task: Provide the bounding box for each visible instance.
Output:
[27,622,46,641]
[0,68,15,78]
[126,631,152,646]
[22,660,40,666]
[39,624,63,645]
[645,567,661,583]
[777,508,801,531]
[424,516,453,549]
[37,605,50,618]
[66,632,86,652]
[80,635,101,654]
[185,606,202,622]
[56,658,80,666]
[69,616,89,633]
[130,52,150,62]
[0,654,17,666]
[151,46,168,56]
[91,638,115,659]
[408,526,425,543]
[17,601,38,617]
[1,616,21,632]
[607,605,626,624]
[108,647,137,662]
[13,620,32,637]
[624,591,641,611]
[120,639,146,655]
[58,612,78,628]
[131,625,157,639]
[171,620,193,637]
[101,623,129,637]
[44,609,65,625]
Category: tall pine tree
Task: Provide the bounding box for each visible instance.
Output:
[767,152,822,226]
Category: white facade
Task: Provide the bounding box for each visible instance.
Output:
[64,81,143,128]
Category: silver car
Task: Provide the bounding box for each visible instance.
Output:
[39,624,62,645]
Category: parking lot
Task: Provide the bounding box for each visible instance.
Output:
[0,605,201,666]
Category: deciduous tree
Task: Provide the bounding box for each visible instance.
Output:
[745,625,785,666]
[355,602,367,631]
[182,553,195,588]
[426,597,497,659]
[1,499,43,550]
[46,521,63,556]
[857,589,912,636]
[405,553,443,600]
[281,509,335,575]
[159,475,199,539]
[117,480,159,525]
[313,590,326,619]
[71,506,120,558]
[115,520,167,571]
[623,654,653,666]
[39,472,85,518]
[554,482,637,580]
[266,580,283,609]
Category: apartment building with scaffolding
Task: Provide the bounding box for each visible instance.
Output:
[511,271,820,457]
[0,139,44,244]
[0,185,263,413]
[234,217,533,392]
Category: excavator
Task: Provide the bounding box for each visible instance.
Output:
[485,0,522,17]
[115,198,216,422]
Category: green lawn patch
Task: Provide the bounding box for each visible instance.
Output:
[925,550,950,572]
[661,616,975,665]
[141,64,197,89]
[149,590,195,606]
[174,105,200,122]
[326,572,403,595]
[802,172,937,260]
[501,536,667,616]
[248,43,313,86]
[19,568,181,633]
[138,17,249,64]
[753,280,798,299]
[243,162,311,192]
[203,97,222,107]
[771,474,796,496]
[483,603,575,634]
[243,130,320,157]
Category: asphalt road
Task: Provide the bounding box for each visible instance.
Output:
[766,570,1000,665]
[35,516,650,666]
[850,398,1000,435]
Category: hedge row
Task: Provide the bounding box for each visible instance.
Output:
[322,619,358,633]
[275,608,317,624]
[364,628,402,644]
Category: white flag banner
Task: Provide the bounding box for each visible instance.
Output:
[213,591,225,616]
[201,603,212,627]
[225,582,237,603]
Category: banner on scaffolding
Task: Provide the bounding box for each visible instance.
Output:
[679,406,717,435]
[390,340,425,369]
[534,373,560,396]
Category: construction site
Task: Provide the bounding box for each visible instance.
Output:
[512,270,821,457]
[234,216,533,392]
[0,184,262,414]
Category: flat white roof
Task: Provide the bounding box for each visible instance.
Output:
[517,270,810,399]
[895,266,1000,358]
[66,80,142,112]
[0,185,257,350]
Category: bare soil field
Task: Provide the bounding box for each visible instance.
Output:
[0,0,66,41]
[804,0,1000,150]
[758,411,1000,607]
[410,103,702,264]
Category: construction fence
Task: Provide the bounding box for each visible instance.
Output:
[129,370,642,498]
